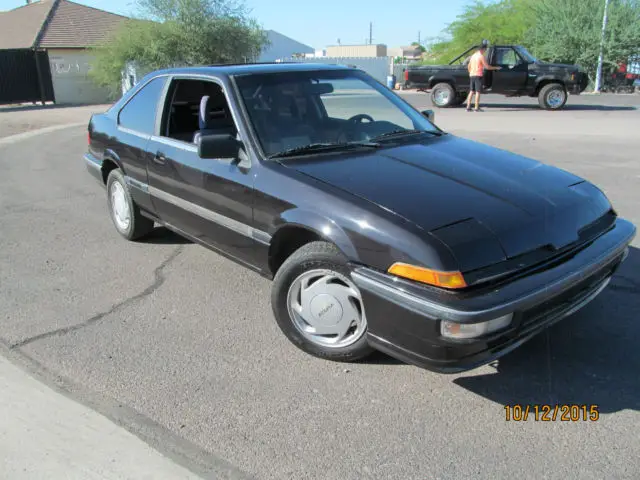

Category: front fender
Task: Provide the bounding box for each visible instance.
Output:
[273,208,359,261]
[270,206,459,274]
[534,76,566,91]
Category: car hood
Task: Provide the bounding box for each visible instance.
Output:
[282,135,613,271]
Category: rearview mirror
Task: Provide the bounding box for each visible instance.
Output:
[306,83,334,95]
[421,109,435,123]
[197,133,240,160]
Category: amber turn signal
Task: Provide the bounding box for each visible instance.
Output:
[387,263,467,289]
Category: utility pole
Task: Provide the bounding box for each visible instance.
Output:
[418,31,421,46]
[594,0,610,93]
[369,22,373,45]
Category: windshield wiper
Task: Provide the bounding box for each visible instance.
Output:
[372,129,443,141]
[268,141,380,159]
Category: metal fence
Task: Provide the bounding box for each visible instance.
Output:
[0,49,55,105]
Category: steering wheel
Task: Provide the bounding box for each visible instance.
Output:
[348,114,374,124]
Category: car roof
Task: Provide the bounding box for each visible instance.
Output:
[152,62,354,78]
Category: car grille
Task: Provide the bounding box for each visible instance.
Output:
[519,255,622,331]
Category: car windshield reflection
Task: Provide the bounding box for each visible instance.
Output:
[234,70,440,158]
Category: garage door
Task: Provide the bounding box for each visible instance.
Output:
[48,49,112,105]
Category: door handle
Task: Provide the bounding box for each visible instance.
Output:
[152,152,166,165]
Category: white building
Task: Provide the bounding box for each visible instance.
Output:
[258,30,314,62]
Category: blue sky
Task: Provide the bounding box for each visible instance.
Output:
[3,0,471,49]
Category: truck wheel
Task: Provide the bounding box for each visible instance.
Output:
[538,83,568,110]
[431,83,456,108]
[106,169,154,241]
[271,241,374,363]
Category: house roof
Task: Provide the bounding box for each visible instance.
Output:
[0,0,127,50]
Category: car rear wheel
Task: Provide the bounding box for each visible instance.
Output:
[106,169,154,240]
[431,82,456,108]
[538,83,568,110]
[271,241,374,362]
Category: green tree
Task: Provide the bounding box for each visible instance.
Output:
[422,0,535,64]
[90,0,268,98]
[529,0,640,80]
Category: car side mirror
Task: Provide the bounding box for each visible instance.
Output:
[421,109,435,123]
[197,133,240,160]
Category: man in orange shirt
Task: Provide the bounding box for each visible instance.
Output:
[466,45,501,112]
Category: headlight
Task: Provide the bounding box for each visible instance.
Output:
[441,314,513,339]
[387,262,467,289]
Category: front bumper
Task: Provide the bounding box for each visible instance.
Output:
[351,218,636,373]
[569,72,589,94]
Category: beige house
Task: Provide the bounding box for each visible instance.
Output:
[0,0,126,104]
[387,45,423,61]
[326,44,388,58]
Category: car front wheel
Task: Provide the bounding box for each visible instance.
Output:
[106,169,154,240]
[538,83,568,110]
[271,241,374,362]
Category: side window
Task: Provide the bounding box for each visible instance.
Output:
[160,78,237,144]
[118,77,167,135]
[494,48,519,67]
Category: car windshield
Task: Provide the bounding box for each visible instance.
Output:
[233,69,440,158]
[515,46,537,63]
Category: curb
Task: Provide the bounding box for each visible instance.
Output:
[0,122,86,147]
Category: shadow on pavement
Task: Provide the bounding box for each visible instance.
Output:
[454,246,640,414]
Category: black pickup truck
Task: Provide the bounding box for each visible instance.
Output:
[405,44,589,110]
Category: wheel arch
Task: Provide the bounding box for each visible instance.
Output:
[534,78,566,96]
[100,149,124,184]
[268,210,359,276]
[429,76,457,90]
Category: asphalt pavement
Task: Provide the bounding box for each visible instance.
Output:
[0,93,639,480]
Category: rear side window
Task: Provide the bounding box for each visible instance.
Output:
[118,77,167,135]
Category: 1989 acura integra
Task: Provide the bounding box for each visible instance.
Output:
[84,63,635,373]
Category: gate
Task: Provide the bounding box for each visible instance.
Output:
[0,49,55,105]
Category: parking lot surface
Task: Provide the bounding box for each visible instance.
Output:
[1,94,639,479]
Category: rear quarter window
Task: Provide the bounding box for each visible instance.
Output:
[118,77,167,135]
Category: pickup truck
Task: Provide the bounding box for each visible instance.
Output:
[405,44,589,110]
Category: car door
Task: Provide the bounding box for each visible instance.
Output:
[114,75,168,214]
[488,47,528,93]
[145,76,262,270]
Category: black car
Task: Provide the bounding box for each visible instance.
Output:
[84,63,635,373]
[405,44,590,110]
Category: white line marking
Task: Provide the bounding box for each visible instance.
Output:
[0,122,86,147]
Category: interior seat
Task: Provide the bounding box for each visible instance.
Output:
[193,95,236,144]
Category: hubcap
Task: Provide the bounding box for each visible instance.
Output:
[110,181,131,231]
[286,269,367,348]
[434,88,450,105]
[547,89,566,108]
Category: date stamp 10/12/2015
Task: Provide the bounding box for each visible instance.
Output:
[505,404,600,422]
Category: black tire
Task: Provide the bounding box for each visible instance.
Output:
[271,241,375,363]
[538,83,568,110]
[430,82,457,108]
[106,169,154,241]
